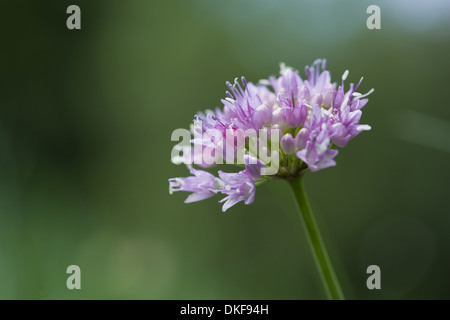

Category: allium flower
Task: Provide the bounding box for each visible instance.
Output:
[168,59,374,300]
[169,59,373,211]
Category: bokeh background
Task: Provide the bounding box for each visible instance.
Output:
[0,0,449,299]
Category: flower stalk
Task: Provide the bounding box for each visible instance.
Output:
[288,176,344,300]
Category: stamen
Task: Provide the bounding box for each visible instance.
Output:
[315,63,319,84]
[235,77,245,97]
[340,96,349,111]
[354,77,364,92]
[305,66,311,80]
[313,59,322,66]
[256,104,267,112]
[354,88,374,99]
[212,115,226,126]
[342,70,349,81]
[348,83,354,93]
[241,76,247,88]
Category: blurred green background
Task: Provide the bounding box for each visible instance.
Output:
[0,0,449,299]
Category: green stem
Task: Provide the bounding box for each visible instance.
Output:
[288,176,345,300]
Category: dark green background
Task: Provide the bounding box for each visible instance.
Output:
[0,0,449,299]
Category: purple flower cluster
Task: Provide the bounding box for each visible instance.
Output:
[169,60,373,211]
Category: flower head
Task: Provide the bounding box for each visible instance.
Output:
[169,60,373,211]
